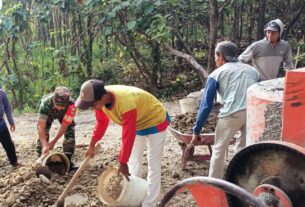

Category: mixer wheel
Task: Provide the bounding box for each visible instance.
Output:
[225,141,305,207]
[158,177,268,207]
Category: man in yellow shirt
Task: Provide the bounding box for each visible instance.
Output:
[75,79,170,207]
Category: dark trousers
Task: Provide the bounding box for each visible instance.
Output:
[0,124,17,165]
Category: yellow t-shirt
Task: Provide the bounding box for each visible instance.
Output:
[102,85,166,130]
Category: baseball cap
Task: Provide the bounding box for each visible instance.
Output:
[264,21,280,32]
[53,86,70,106]
[75,79,107,110]
[215,41,238,62]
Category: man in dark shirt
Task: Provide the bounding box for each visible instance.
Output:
[0,89,22,167]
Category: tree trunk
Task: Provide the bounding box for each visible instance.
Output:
[173,28,205,83]
[282,2,305,39]
[49,12,56,48]
[114,31,154,91]
[219,11,224,37]
[165,44,208,78]
[4,62,18,108]
[63,12,69,46]
[115,11,158,92]
[57,8,63,47]
[207,0,218,73]
[86,13,94,77]
[256,0,266,40]
[11,38,23,110]
[247,3,254,44]
[150,41,161,87]
[70,11,78,56]
[239,0,244,42]
[232,3,239,43]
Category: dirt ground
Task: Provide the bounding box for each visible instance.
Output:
[0,101,233,207]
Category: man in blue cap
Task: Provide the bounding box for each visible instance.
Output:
[239,19,294,81]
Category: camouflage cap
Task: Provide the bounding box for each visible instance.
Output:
[53,86,70,106]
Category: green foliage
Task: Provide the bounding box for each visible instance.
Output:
[0,0,304,112]
[0,3,29,38]
[146,14,172,43]
[294,39,305,68]
[194,50,207,60]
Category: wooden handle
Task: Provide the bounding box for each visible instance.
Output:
[56,143,101,207]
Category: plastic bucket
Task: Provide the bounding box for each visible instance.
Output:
[97,167,148,207]
[179,97,198,113]
[187,89,205,106]
[41,151,70,174]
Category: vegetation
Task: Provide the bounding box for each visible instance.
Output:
[1,0,305,111]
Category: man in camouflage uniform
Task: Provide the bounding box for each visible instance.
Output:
[36,86,78,171]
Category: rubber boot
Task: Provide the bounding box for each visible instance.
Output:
[65,154,79,171]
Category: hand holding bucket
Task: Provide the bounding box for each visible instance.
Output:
[118,163,131,181]
[97,167,148,206]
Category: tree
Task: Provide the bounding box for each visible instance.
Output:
[207,0,218,73]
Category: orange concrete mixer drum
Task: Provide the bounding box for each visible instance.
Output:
[281,67,305,147]
[247,68,305,147]
[246,78,284,145]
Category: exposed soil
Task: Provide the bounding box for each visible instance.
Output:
[171,103,222,134]
[0,101,233,207]
[104,172,123,202]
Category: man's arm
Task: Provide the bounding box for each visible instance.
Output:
[3,91,14,126]
[38,119,49,154]
[49,104,76,148]
[48,122,69,150]
[192,77,218,135]
[118,108,137,180]
[238,44,255,64]
[37,98,52,154]
[119,109,137,164]
[283,44,295,70]
[86,109,110,157]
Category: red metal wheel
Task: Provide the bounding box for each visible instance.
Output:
[254,184,293,207]
[158,177,268,207]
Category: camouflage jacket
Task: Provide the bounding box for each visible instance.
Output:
[38,94,76,125]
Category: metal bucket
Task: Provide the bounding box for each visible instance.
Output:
[40,151,70,175]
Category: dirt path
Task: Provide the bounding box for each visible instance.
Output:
[0,101,233,207]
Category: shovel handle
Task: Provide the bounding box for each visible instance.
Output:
[56,143,101,207]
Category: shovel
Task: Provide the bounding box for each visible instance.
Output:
[56,143,101,207]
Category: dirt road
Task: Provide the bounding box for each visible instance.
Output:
[0,101,231,207]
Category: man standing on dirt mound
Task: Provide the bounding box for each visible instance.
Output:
[36,86,78,171]
[239,19,294,81]
[75,79,171,207]
[191,41,260,179]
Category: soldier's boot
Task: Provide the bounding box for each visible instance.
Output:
[65,154,79,171]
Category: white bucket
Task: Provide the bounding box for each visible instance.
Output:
[187,89,205,106]
[179,97,198,113]
[97,167,148,207]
